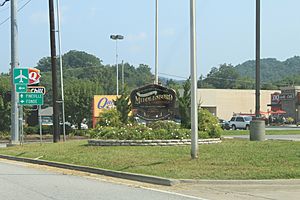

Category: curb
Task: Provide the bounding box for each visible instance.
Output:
[0,154,179,186]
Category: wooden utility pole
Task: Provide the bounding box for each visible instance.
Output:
[48,0,60,142]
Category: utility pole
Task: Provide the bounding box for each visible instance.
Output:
[10,0,19,144]
[154,0,158,84]
[190,0,198,159]
[48,0,60,142]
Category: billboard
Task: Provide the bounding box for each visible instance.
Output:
[92,95,119,127]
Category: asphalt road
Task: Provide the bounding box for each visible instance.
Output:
[226,134,300,141]
[0,161,201,200]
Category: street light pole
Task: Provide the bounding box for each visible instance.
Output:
[155,0,159,84]
[255,0,261,118]
[110,35,124,96]
[10,0,20,144]
[190,0,198,159]
[56,0,66,141]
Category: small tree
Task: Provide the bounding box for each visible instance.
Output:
[114,86,132,124]
[198,109,221,138]
[176,78,191,128]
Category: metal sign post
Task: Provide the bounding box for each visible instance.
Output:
[39,105,42,143]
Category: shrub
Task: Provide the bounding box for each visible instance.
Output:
[97,108,121,127]
[198,109,221,138]
[147,120,181,130]
[24,126,39,135]
[0,131,9,139]
[89,124,216,140]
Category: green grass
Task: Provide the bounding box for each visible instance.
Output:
[0,139,299,180]
[222,129,300,136]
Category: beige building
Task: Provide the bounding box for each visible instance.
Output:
[197,89,280,120]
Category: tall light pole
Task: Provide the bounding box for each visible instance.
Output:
[190,0,198,159]
[110,34,124,96]
[255,0,261,118]
[250,0,265,141]
[10,0,20,144]
[155,0,159,84]
[56,0,66,141]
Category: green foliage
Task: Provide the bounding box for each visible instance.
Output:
[0,74,11,131]
[0,131,9,139]
[114,87,132,124]
[235,56,300,85]
[147,120,181,130]
[24,125,53,135]
[64,79,101,129]
[97,108,121,127]
[200,64,242,89]
[177,78,191,128]
[89,124,192,140]
[37,50,103,72]
[198,109,222,138]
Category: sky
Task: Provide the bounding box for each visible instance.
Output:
[1,0,300,80]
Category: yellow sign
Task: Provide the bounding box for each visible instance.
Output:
[93,95,119,118]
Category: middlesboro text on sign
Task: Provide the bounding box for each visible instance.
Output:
[130,84,176,121]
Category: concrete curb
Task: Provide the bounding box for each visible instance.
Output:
[0,154,179,186]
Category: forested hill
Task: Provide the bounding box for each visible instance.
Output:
[235,56,300,82]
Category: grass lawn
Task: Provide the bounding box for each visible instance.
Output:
[222,129,300,136]
[0,139,299,180]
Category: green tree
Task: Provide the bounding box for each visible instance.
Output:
[113,86,132,124]
[0,74,11,131]
[37,50,103,72]
[203,64,240,89]
[64,79,102,129]
[177,78,191,128]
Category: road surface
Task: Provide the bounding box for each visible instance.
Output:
[0,160,201,200]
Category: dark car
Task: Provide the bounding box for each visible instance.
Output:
[219,119,230,130]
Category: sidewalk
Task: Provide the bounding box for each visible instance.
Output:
[163,179,300,200]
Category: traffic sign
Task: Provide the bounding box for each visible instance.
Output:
[13,68,29,84]
[27,86,46,94]
[15,84,27,93]
[19,93,44,105]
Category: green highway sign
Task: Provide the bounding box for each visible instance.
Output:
[15,84,27,93]
[13,68,29,84]
[19,92,44,105]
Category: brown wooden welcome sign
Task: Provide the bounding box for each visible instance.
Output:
[130,84,176,121]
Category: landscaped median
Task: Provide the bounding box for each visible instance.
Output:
[0,139,299,182]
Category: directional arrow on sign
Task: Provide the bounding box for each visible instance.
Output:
[16,84,27,93]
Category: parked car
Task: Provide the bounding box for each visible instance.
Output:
[218,119,230,130]
[229,116,252,130]
[71,123,88,130]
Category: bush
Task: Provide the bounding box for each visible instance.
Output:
[147,120,181,130]
[97,109,121,127]
[198,109,221,138]
[24,126,39,135]
[0,131,9,139]
[89,124,214,140]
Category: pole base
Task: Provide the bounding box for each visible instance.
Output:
[250,120,265,141]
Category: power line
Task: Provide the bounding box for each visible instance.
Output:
[0,0,32,27]
[0,0,9,7]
